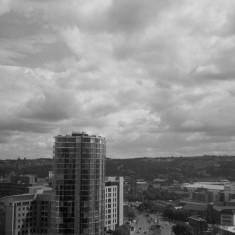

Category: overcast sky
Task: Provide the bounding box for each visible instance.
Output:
[1,0,235,159]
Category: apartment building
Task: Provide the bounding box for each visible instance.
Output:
[51,132,106,235]
[105,177,123,231]
[0,190,51,235]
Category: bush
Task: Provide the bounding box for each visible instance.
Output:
[172,223,193,235]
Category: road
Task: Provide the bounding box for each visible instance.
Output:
[149,214,173,235]
[130,213,173,235]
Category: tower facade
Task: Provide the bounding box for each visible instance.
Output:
[51,132,106,235]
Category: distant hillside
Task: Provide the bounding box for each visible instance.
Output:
[0,156,235,181]
[106,156,235,182]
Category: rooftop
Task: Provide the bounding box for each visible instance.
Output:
[189,216,207,221]
[213,206,235,212]
[183,202,208,211]
[183,183,224,191]
[218,226,235,233]
[55,131,105,139]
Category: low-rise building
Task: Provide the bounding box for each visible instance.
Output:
[180,201,208,219]
[211,207,235,225]
[183,182,224,203]
[224,183,235,202]
[216,226,235,235]
[10,175,37,185]
[221,209,235,226]
[189,216,208,235]
[0,182,30,198]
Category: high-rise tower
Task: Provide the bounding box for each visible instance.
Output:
[51,132,106,235]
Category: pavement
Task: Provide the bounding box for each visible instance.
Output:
[130,212,173,235]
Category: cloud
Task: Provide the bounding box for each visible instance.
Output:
[0,0,12,16]
[1,0,235,158]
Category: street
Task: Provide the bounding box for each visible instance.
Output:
[130,213,173,235]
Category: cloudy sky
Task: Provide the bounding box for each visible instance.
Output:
[1,0,235,159]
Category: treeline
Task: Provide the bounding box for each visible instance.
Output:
[144,186,189,201]
[1,156,235,181]
[106,156,235,181]
[163,205,190,222]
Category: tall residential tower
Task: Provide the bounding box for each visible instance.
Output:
[51,132,106,235]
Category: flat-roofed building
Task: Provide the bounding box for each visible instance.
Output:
[224,183,235,202]
[0,201,6,235]
[10,175,37,185]
[189,216,207,235]
[0,183,30,198]
[183,182,225,202]
[217,226,235,235]
[180,201,208,219]
[221,209,235,226]
[105,177,124,231]
[0,190,52,235]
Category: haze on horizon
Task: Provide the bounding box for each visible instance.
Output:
[1,0,235,159]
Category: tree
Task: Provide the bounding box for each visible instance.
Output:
[163,205,175,219]
[113,225,130,235]
[172,223,193,235]
[127,209,135,220]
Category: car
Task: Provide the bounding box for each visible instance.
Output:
[139,227,142,230]
[136,231,140,233]
[144,231,147,234]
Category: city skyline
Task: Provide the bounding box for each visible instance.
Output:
[1,0,235,159]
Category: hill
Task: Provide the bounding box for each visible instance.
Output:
[0,155,235,182]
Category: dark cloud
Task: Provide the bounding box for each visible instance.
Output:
[21,91,75,122]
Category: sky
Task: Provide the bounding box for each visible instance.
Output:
[1,0,235,159]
